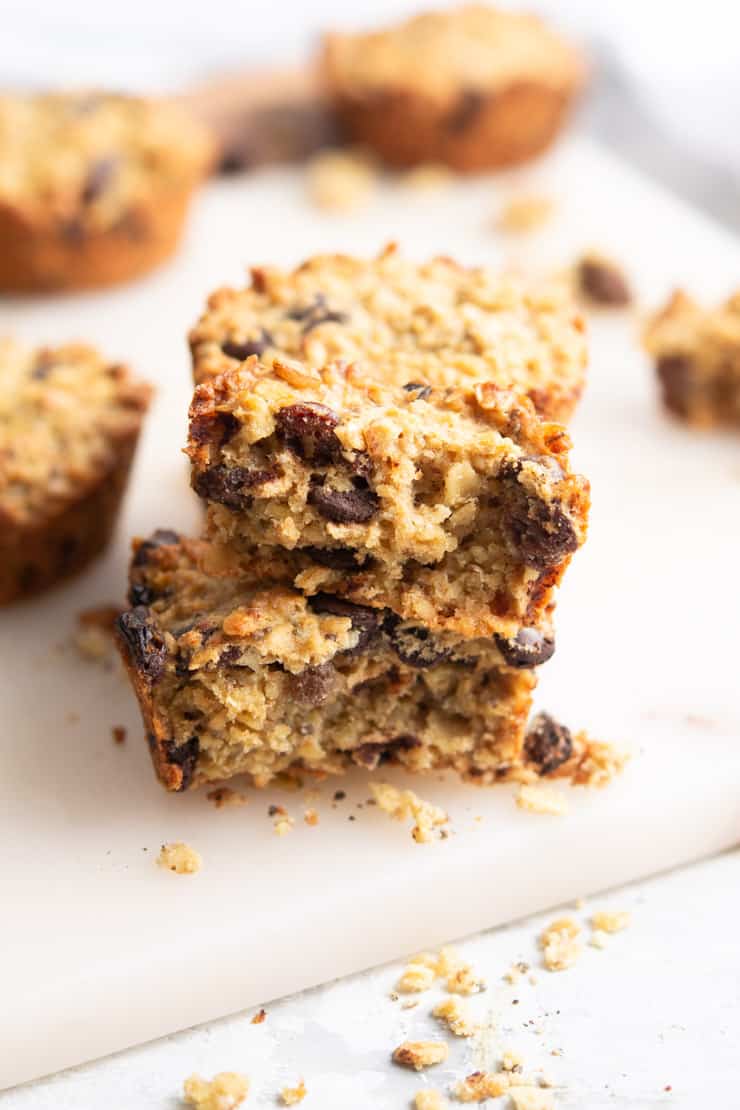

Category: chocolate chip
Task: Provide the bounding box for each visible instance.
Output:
[274,402,342,465]
[309,594,381,652]
[289,662,335,706]
[499,463,578,570]
[403,382,432,400]
[193,464,277,508]
[81,157,118,205]
[494,627,555,668]
[189,409,240,448]
[351,734,421,770]
[308,481,379,524]
[221,330,273,361]
[303,545,371,571]
[523,713,573,775]
[286,293,347,332]
[116,607,167,681]
[128,583,155,607]
[446,90,484,133]
[385,620,452,668]
[578,258,631,306]
[219,645,242,667]
[656,354,693,416]
[163,736,200,791]
[132,529,180,567]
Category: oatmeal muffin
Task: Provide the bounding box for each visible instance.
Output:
[0,338,152,603]
[321,5,585,171]
[189,247,589,425]
[187,358,589,639]
[0,91,214,292]
[644,289,740,427]
[117,530,546,791]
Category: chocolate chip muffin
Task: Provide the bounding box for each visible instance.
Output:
[0,338,152,603]
[644,289,740,427]
[0,91,214,292]
[117,530,542,791]
[187,357,589,639]
[321,5,585,172]
[189,246,588,425]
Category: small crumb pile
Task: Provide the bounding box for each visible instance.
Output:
[280,1079,307,1105]
[307,149,377,212]
[414,1091,447,1110]
[497,194,554,233]
[590,909,631,949]
[183,1071,249,1109]
[539,916,582,972]
[392,1040,449,1071]
[396,947,485,996]
[370,782,449,843]
[157,841,202,875]
[515,784,568,817]
[433,997,475,1038]
[268,804,295,836]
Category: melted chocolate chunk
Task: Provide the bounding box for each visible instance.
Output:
[523,713,573,775]
[494,627,555,668]
[308,594,382,652]
[275,402,342,464]
[193,464,277,508]
[221,330,273,361]
[81,156,118,205]
[308,481,380,524]
[290,662,335,706]
[578,258,631,306]
[117,607,167,681]
[351,734,421,770]
[385,620,452,668]
[189,409,240,448]
[163,736,200,791]
[499,463,578,570]
[403,382,432,400]
[132,529,180,567]
[656,354,693,416]
[303,545,371,571]
[286,293,347,332]
[128,582,155,607]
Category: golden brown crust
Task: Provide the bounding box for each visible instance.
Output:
[0,185,194,293]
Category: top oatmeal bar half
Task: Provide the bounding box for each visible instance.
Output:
[189,247,588,425]
[187,357,589,639]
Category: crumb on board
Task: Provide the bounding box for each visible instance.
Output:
[575,252,632,307]
[157,841,202,875]
[592,910,631,933]
[397,961,437,994]
[501,1050,525,1073]
[111,725,126,744]
[370,782,448,843]
[303,808,319,826]
[497,194,554,233]
[392,1040,449,1071]
[415,1090,447,1109]
[508,1088,555,1110]
[183,1071,249,1109]
[400,163,453,191]
[455,1071,511,1102]
[590,929,608,950]
[569,733,630,787]
[250,1008,266,1025]
[274,816,295,836]
[503,961,529,985]
[307,148,377,212]
[398,946,484,995]
[433,996,476,1037]
[74,604,122,662]
[280,1079,307,1105]
[539,917,582,972]
[207,787,247,809]
[516,784,568,817]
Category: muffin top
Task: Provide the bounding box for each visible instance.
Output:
[323,5,584,101]
[0,337,151,524]
[0,92,214,228]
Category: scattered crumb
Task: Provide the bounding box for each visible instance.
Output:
[183,1071,249,1109]
[516,784,568,817]
[501,1050,524,1073]
[592,910,631,933]
[268,804,287,817]
[333,790,346,802]
[251,1008,266,1025]
[111,725,126,745]
[280,1079,307,1105]
[392,1041,449,1071]
[157,841,202,875]
[400,163,453,192]
[402,1000,419,1011]
[433,997,475,1037]
[274,816,295,836]
[569,733,630,787]
[589,930,608,950]
[397,961,437,994]
[497,194,554,233]
[455,1071,511,1102]
[74,604,122,662]
[307,148,377,212]
[414,1091,447,1110]
[503,961,529,985]
[207,787,247,809]
[575,252,632,307]
[370,782,448,843]
[303,808,319,827]
[539,917,582,972]
[508,1089,554,1110]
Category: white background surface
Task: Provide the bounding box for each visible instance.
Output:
[2,138,740,1103]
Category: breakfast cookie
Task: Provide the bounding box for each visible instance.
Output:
[0,338,151,603]
[0,91,214,292]
[321,5,585,171]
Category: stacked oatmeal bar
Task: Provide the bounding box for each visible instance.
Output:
[117,247,591,791]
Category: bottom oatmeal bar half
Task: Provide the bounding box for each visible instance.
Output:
[116,531,543,791]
